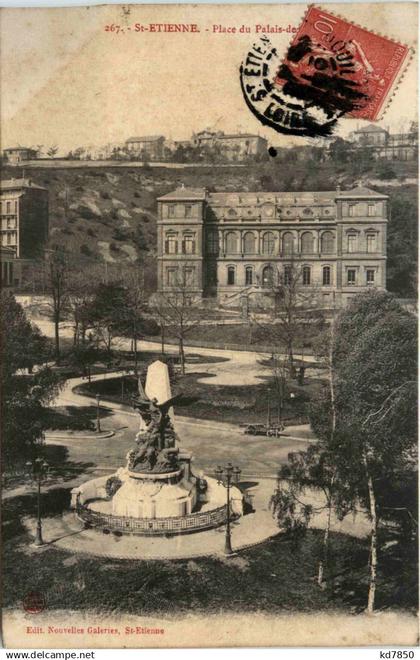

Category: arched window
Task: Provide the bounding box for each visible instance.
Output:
[322,266,331,286]
[262,232,275,255]
[282,232,294,255]
[227,266,235,285]
[245,266,253,285]
[243,232,256,255]
[262,265,274,288]
[301,232,314,254]
[284,266,292,286]
[207,230,219,254]
[321,231,334,254]
[302,266,311,286]
[226,232,238,254]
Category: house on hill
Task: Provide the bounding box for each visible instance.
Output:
[125,136,165,160]
[3,147,39,164]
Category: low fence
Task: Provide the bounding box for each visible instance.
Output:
[76,501,228,536]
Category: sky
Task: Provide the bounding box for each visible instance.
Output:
[0,2,417,153]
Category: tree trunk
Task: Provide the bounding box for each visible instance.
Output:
[54,313,60,363]
[134,337,138,376]
[287,339,295,378]
[364,453,378,613]
[73,319,79,346]
[318,498,332,588]
[179,336,185,375]
[161,323,165,355]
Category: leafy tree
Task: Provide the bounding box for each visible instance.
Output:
[86,282,128,360]
[329,137,352,163]
[331,291,417,612]
[387,196,418,296]
[1,292,61,469]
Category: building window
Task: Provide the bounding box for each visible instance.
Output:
[348,205,355,217]
[347,269,356,285]
[165,234,178,254]
[168,205,175,218]
[166,268,178,286]
[347,234,357,253]
[322,266,331,286]
[262,232,275,255]
[184,204,193,218]
[282,233,294,255]
[262,265,274,288]
[243,232,256,255]
[301,232,314,254]
[284,266,292,285]
[368,204,376,217]
[183,267,195,286]
[207,231,219,254]
[226,232,239,254]
[366,269,375,285]
[6,202,11,214]
[183,235,195,254]
[227,266,235,285]
[366,234,376,253]
[245,266,253,285]
[321,231,334,254]
[302,266,311,285]
[7,232,12,245]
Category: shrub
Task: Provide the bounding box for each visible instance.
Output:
[80,244,93,256]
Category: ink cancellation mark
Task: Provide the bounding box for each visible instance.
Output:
[240,6,411,138]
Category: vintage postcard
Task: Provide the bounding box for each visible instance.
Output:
[0,1,418,649]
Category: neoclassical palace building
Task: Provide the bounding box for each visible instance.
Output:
[157,185,388,307]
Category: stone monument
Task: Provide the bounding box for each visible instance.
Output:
[71,360,243,535]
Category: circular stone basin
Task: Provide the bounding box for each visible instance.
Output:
[127,469,182,480]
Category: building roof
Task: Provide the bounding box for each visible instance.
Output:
[353,124,388,134]
[157,187,207,202]
[158,185,387,204]
[336,185,388,199]
[125,135,165,143]
[3,146,38,153]
[0,178,47,192]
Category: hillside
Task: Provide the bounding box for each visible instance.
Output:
[3,156,417,296]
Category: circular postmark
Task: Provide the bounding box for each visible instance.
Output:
[22,591,47,614]
[240,33,368,138]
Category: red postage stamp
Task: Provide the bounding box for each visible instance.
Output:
[276,5,411,121]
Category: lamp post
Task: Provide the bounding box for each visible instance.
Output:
[25,457,50,547]
[96,393,101,433]
[215,462,241,556]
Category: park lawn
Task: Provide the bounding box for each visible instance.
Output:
[3,485,417,615]
[75,370,322,426]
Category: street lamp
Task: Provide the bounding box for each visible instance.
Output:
[215,462,241,556]
[25,457,50,547]
[96,393,101,433]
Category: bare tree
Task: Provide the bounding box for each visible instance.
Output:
[44,249,70,362]
[251,254,323,377]
[151,264,204,374]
